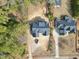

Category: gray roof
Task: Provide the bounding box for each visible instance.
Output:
[54,16,76,35]
[30,19,49,37]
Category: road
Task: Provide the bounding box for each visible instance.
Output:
[33,56,79,59]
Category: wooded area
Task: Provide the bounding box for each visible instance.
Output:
[0,0,28,59]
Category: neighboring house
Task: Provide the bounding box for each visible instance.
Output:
[54,16,76,35]
[30,18,49,37]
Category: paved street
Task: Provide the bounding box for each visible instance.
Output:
[33,56,79,59]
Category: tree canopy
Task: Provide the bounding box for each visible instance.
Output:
[0,0,28,59]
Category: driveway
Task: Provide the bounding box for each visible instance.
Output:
[26,29,49,59]
[53,0,71,17]
[30,33,49,54]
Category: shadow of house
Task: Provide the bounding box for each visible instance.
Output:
[30,17,49,37]
[54,15,76,35]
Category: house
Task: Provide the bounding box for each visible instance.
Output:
[54,16,76,35]
[30,18,49,37]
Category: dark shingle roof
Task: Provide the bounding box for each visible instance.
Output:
[54,16,76,35]
[30,18,49,37]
